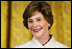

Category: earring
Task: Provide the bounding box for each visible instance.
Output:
[48,24,50,27]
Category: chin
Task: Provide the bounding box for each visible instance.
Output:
[34,34,43,38]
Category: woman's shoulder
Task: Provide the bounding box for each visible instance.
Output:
[14,40,32,48]
[55,41,69,48]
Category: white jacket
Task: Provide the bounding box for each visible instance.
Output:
[14,35,69,48]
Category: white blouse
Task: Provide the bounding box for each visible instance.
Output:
[14,35,69,48]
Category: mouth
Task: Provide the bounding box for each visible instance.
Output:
[33,27,42,32]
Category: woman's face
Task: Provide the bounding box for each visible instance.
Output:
[28,11,50,38]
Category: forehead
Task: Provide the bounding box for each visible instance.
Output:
[28,11,44,19]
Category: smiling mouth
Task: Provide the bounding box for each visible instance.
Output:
[33,28,42,32]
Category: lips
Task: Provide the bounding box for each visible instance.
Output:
[33,28,42,32]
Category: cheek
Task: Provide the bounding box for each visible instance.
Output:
[43,24,48,30]
[44,24,48,29]
[28,23,32,30]
[40,20,48,27]
[39,22,45,27]
[41,21,48,30]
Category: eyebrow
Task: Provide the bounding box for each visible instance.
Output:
[28,17,42,20]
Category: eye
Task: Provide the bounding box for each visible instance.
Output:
[37,19,41,21]
[29,21,33,23]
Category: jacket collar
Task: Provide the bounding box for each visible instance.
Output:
[31,34,56,48]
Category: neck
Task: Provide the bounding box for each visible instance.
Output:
[35,33,50,46]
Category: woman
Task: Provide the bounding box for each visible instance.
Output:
[14,1,69,48]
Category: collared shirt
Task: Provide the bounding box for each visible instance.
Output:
[14,35,69,48]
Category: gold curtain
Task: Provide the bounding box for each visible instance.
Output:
[1,1,8,48]
[1,1,71,48]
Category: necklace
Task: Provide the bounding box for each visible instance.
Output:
[42,35,51,46]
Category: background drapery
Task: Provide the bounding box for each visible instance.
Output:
[1,1,71,48]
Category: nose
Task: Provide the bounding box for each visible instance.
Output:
[33,21,38,28]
